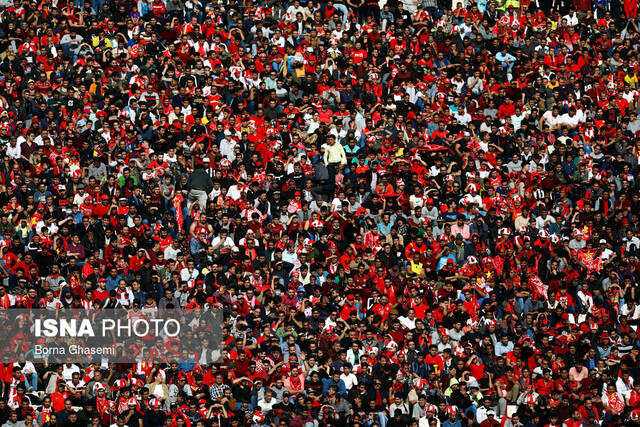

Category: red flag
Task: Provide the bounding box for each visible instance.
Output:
[414,144,454,155]
[578,248,602,276]
[528,274,548,300]
[173,194,185,233]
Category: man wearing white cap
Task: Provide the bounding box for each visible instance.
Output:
[475,397,496,425]
[480,410,499,426]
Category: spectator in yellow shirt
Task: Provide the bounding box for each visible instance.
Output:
[624,70,638,89]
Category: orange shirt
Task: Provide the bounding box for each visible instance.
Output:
[129,255,145,271]
[352,49,367,63]
[51,391,70,412]
[424,354,444,372]
[535,378,554,396]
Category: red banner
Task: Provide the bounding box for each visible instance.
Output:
[578,248,602,275]
[528,275,548,300]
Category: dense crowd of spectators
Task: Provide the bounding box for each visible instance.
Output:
[1,0,640,426]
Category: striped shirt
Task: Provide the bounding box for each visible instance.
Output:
[209,383,230,399]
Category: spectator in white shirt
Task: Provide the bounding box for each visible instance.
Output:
[257,390,277,413]
[616,371,634,400]
[346,343,365,367]
[535,207,556,229]
[164,240,180,261]
[340,364,358,391]
[511,107,528,131]
[454,105,472,125]
[467,71,484,96]
[34,129,54,146]
[62,362,81,381]
[180,259,199,281]
[539,106,563,133]
[399,309,417,329]
[560,107,580,132]
[211,230,234,250]
[6,137,21,160]
[621,300,640,320]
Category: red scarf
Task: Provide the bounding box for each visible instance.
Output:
[290,375,301,390]
[607,392,624,412]
[96,395,108,414]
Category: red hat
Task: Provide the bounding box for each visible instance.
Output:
[355,207,368,216]
[414,378,429,389]
[111,378,128,391]
[252,412,265,424]
[185,301,200,309]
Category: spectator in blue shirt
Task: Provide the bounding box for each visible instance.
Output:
[442,410,463,427]
[177,349,196,372]
[496,48,516,71]
[322,371,347,398]
[495,334,515,356]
